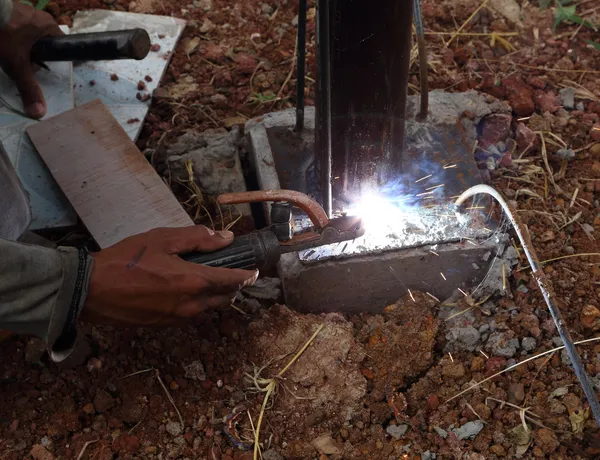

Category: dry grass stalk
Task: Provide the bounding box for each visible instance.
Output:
[246,324,324,460]
[446,337,600,403]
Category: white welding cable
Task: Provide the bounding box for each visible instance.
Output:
[455,184,600,427]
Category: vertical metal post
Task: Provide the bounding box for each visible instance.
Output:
[294,0,307,133]
[315,0,332,216]
[315,0,414,209]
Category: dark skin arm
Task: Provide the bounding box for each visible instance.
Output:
[83,227,258,326]
[0,1,62,118]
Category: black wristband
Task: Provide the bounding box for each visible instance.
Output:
[53,248,89,352]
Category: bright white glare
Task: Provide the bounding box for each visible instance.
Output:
[347,191,425,241]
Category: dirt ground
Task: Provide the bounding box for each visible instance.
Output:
[2,0,600,458]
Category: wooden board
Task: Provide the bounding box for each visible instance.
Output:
[27,99,193,248]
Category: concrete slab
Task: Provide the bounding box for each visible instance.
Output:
[280,239,499,313]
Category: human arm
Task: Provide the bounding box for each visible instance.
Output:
[0,0,62,118]
[0,227,257,362]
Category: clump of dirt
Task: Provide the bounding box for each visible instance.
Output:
[245,305,367,456]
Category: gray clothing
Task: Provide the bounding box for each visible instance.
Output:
[0,0,11,30]
[0,1,94,362]
[0,238,93,361]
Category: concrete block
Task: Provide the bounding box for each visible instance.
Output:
[279,240,498,313]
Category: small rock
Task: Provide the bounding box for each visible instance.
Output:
[421,451,435,460]
[112,434,141,455]
[555,148,575,160]
[515,122,536,151]
[145,75,152,82]
[30,445,55,460]
[508,382,525,404]
[234,53,258,74]
[182,36,201,55]
[93,390,115,414]
[471,356,485,372]
[503,76,535,116]
[202,43,224,61]
[166,421,182,436]
[479,113,512,149]
[486,332,519,358]
[451,420,484,440]
[312,435,341,455]
[263,450,284,460]
[261,3,274,14]
[527,76,547,89]
[534,90,560,113]
[490,445,507,457]
[184,361,206,381]
[87,358,102,372]
[150,43,161,52]
[590,144,600,158]
[591,125,600,142]
[446,326,481,352]
[442,362,466,378]
[534,428,559,454]
[25,338,46,363]
[427,394,440,411]
[434,426,448,438]
[193,0,211,11]
[582,223,595,234]
[521,337,536,352]
[83,403,95,414]
[110,73,119,81]
[581,305,600,331]
[386,424,409,439]
[559,87,575,110]
[199,18,215,33]
[540,230,555,242]
[210,93,228,108]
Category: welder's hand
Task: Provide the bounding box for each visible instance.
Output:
[81,226,258,326]
[0,2,62,119]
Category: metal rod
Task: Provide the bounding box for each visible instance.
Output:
[218,190,330,230]
[294,0,307,133]
[413,0,429,120]
[315,0,333,217]
[456,184,600,427]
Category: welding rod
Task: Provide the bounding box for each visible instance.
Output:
[455,184,600,427]
[31,29,151,62]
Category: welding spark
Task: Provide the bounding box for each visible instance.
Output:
[426,292,440,303]
[408,289,416,302]
[448,352,454,362]
[480,350,489,359]
[443,164,457,169]
[502,263,506,291]
[440,272,447,281]
[466,206,485,210]
[426,184,445,191]
[415,174,432,183]
[416,191,434,197]
[458,287,468,297]
[430,250,439,256]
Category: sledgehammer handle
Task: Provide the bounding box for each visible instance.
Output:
[31,29,151,62]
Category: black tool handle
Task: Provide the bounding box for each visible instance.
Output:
[31,29,151,62]
[181,231,281,270]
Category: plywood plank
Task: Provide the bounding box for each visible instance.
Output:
[27,99,193,248]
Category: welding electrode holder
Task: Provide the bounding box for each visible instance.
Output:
[30,29,151,63]
[181,230,281,270]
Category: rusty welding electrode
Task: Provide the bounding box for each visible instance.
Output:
[217,190,330,230]
[455,184,600,428]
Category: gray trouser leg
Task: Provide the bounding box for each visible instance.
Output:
[0,141,32,240]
